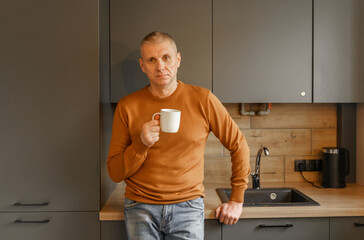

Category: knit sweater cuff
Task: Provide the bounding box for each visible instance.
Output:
[133,137,150,156]
[229,188,245,203]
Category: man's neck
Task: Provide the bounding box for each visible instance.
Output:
[149,81,178,98]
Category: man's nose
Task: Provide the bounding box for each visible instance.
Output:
[156,59,165,70]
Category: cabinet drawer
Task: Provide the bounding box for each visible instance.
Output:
[0,212,99,240]
[330,217,364,240]
[222,218,329,240]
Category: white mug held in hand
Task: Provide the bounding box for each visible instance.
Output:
[152,109,181,133]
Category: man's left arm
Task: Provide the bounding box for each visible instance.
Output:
[206,92,251,225]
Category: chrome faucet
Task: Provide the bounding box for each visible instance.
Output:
[251,146,269,189]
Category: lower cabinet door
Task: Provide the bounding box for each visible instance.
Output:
[330,217,364,240]
[222,218,329,240]
[205,219,221,240]
[0,212,99,240]
[101,221,128,240]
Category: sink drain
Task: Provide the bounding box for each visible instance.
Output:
[270,193,277,200]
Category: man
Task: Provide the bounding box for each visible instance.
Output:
[107,31,250,239]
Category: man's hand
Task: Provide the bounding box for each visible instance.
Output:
[140,115,160,147]
[215,201,243,225]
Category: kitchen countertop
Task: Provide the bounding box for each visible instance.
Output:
[100,182,364,221]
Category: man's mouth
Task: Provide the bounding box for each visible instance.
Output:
[157,74,168,78]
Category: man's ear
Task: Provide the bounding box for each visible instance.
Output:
[139,58,145,73]
[177,52,181,68]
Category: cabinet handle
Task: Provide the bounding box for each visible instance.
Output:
[14,219,50,224]
[13,202,49,207]
[354,223,364,227]
[259,224,294,228]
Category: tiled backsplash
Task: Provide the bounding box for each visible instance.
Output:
[204,103,337,186]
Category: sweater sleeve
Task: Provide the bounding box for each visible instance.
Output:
[106,103,150,183]
[206,92,251,203]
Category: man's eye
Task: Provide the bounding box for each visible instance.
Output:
[148,58,155,63]
[163,56,170,61]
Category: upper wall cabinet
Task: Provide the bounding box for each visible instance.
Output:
[314,0,364,103]
[110,0,212,103]
[213,0,312,103]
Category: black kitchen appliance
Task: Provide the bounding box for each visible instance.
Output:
[322,147,350,188]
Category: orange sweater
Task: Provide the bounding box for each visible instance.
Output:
[107,81,250,204]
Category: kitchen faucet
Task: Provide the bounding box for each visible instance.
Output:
[251,146,269,189]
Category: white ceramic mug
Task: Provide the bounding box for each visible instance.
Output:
[152,109,181,133]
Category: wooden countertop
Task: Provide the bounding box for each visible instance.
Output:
[100,182,364,221]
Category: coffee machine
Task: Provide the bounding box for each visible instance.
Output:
[322,147,350,188]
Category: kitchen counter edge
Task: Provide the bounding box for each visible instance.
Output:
[99,182,364,221]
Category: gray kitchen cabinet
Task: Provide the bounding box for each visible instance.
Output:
[213,0,312,103]
[100,220,221,240]
[205,220,221,240]
[222,218,329,240]
[330,217,364,240]
[314,0,364,103]
[0,212,99,240]
[0,0,99,212]
[101,221,128,240]
[110,0,212,103]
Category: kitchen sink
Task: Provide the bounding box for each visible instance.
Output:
[216,188,320,207]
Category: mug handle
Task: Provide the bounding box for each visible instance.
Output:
[152,112,160,120]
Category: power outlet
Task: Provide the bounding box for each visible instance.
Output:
[294,159,322,172]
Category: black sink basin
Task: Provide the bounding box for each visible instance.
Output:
[216,188,320,207]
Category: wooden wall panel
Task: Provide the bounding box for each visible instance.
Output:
[204,157,231,185]
[285,156,322,183]
[204,103,337,184]
[228,129,312,157]
[205,132,224,157]
[250,156,285,183]
[223,103,251,128]
[312,129,337,155]
[251,103,337,129]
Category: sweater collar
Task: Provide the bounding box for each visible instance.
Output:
[144,80,183,102]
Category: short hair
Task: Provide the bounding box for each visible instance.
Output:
[141,31,175,46]
[140,31,178,55]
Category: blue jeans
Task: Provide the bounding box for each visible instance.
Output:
[124,197,204,240]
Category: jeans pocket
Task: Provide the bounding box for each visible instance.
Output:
[186,197,205,211]
[124,198,140,209]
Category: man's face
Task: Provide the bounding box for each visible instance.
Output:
[139,39,181,88]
